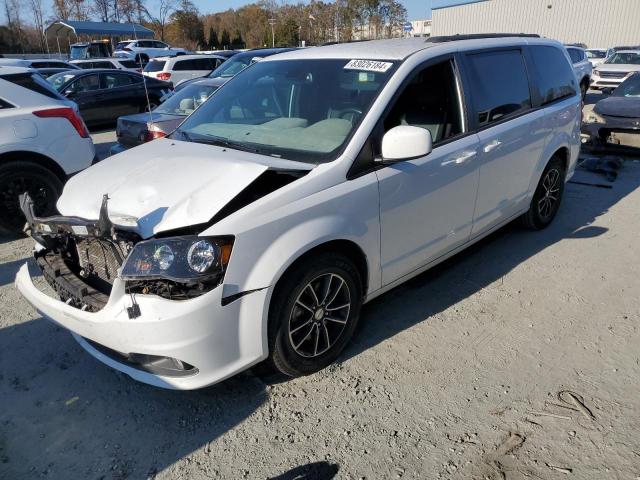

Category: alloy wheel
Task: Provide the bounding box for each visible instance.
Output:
[537,168,561,219]
[288,273,351,358]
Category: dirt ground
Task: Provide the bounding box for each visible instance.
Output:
[1,113,639,480]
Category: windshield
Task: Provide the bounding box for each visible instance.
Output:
[116,42,132,50]
[613,75,640,97]
[46,72,79,90]
[586,50,606,59]
[70,45,88,60]
[175,59,397,163]
[207,55,255,78]
[155,83,218,115]
[605,52,640,65]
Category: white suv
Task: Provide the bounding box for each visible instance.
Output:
[143,54,226,84]
[591,50,640,90]
[114,39,189,64]
[16,36,580,389]
[566,46,593,97]
[0,67,95,234]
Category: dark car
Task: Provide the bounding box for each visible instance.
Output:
[46,69,173,127]
[111,78,220,154]
[583,73,640,148]
[173,47,297,93]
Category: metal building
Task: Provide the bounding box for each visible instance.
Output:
[432,0,640,48]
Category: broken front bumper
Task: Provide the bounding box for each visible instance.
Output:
[582,116,640,148]
[15,263,269,389]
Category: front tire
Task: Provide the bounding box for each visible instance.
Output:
[0,161,63,236]
[268,252,363,377]
[521,156,565,230]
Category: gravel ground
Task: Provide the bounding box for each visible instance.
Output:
[1,111,639,480]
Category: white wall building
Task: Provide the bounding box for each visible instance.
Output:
[432,0,640,48]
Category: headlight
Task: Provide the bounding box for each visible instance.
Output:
[593,69,600,77]
[121,236,233,282]
[586,112,606,124]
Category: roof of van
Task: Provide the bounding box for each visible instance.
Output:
[265,36,561,62]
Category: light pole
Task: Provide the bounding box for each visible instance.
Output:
[268,18,276,48]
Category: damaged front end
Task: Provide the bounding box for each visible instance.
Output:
[22,193,138,312]
[20,193,233,314]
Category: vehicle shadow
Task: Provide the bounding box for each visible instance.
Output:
[0,315,269,479]
[341,164,640,364]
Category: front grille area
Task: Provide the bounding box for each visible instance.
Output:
[598,71,626,79]
[75,238,126,292]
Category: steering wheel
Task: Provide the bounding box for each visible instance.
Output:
[335,107,363,124]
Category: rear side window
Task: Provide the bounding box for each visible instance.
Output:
[173,59,195,71]
[93,61,115,69]
[0,72,63,100]
[464,50,532,127]
[0,98,15,109]
[119,60,138,68]
[529,46,578,105]
[567,48,583,64]
[144,60,166,72]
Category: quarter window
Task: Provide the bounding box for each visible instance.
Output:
[384,59,463,145]
[465,50,532,127]
[529,46,578,105]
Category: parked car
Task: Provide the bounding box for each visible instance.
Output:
[173,47,297,92]
[591,50,640,91]
[143,54,227,84]
[585,48,608,67]
[605,45,640,59]
[565,46,592,97]
[16,35,580,389]
[0,58,79,78]
[0,67,94,234]
[71,58,142,72]
[111,78,220,154]
[583,72,640,147]
[46,69,173,127]
[114,39,189,64]
[70,40,112,60]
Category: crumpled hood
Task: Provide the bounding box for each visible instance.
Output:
[595,95,640,118]
[57,139,306,238]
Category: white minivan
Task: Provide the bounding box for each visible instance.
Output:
[16,35,581,389]
[143,54,226,84]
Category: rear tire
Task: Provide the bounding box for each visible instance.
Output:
[521,156,565,230]
[268,252,363,377]
[0,161,63,236]
[580,80,588,99]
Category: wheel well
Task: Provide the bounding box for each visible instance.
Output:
[277,240,369,296]
[0,151,67,182]
[552,147,570,173]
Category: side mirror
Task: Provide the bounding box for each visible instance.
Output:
[380,126,432,162]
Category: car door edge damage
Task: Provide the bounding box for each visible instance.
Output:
[15,37,580,389]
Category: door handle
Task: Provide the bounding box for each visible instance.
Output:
[483,139,502,153]
[441,150,477,166]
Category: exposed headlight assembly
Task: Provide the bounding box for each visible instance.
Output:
[121,236,233,282]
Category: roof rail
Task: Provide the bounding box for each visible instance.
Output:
[426,33,540,43]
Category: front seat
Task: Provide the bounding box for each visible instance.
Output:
[399,85,447,143]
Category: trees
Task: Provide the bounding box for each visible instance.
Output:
[220,29,231,48]
[207,27,219,50]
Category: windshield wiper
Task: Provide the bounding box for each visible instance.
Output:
[176,130,259,153]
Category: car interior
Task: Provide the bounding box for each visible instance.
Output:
[384,60,463,144]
